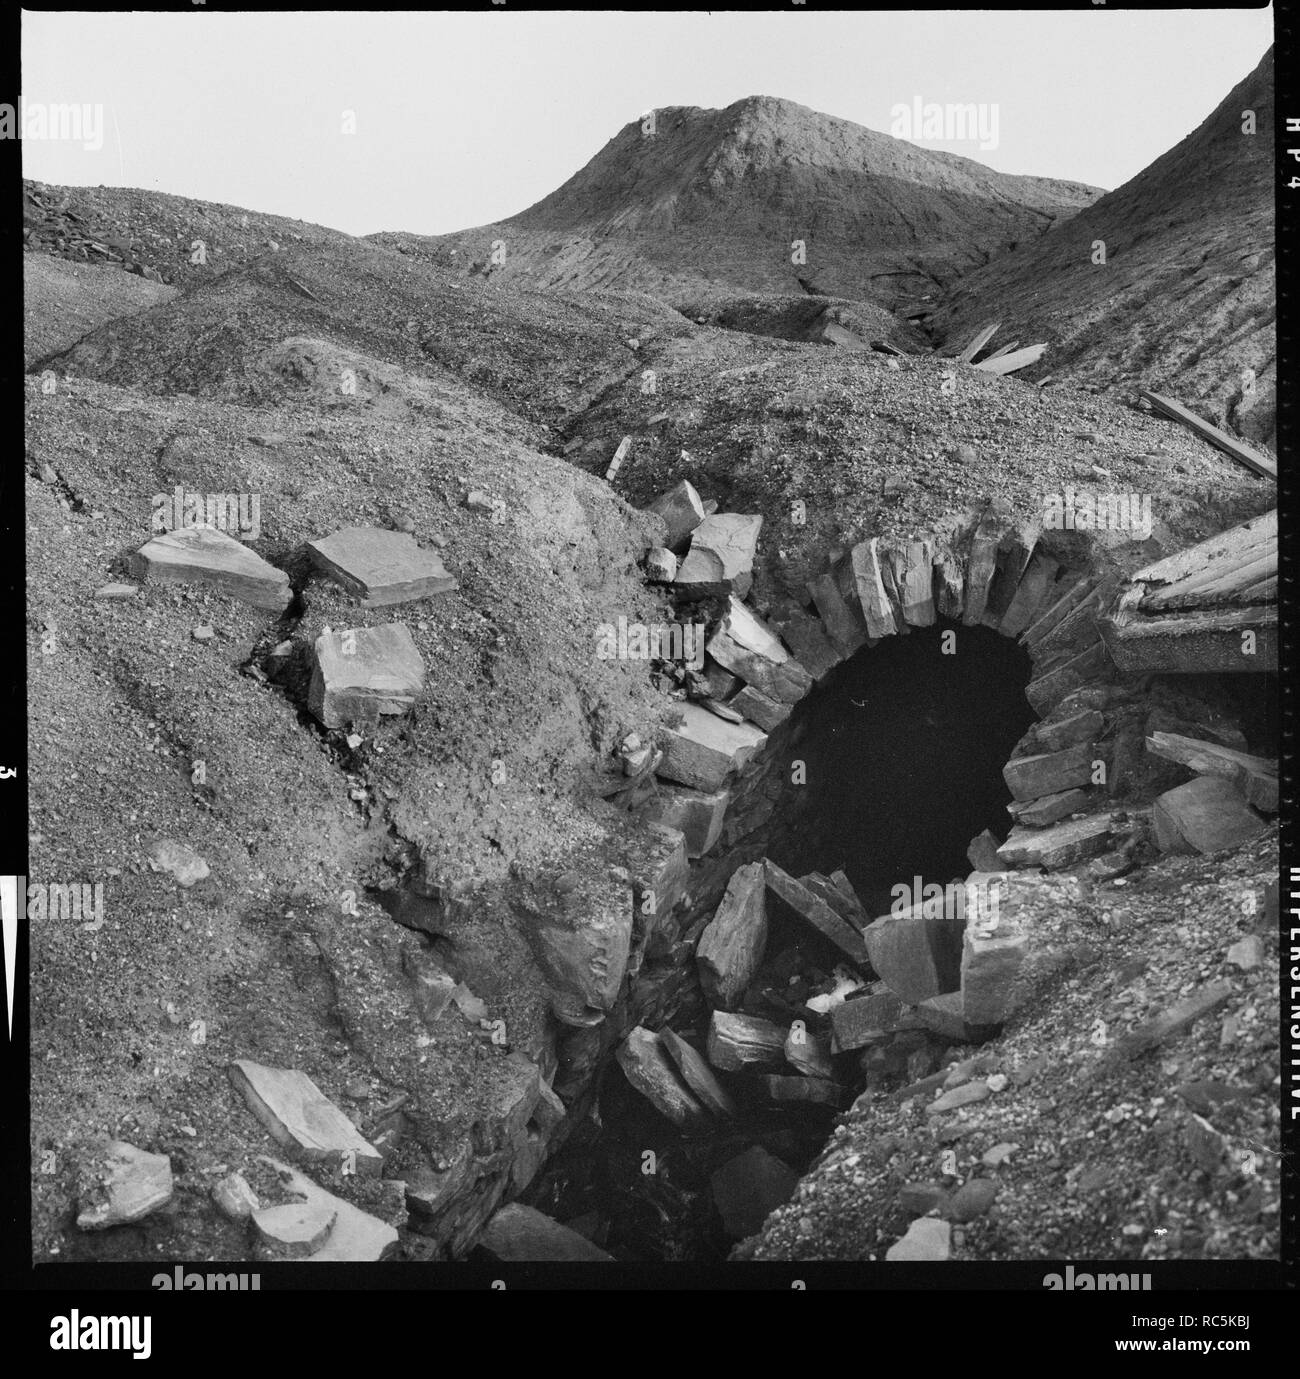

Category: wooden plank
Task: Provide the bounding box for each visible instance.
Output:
[973,343,1048,376]
[1141,549,1277,612]
[1139,390,1276,481]
[870,339,905,356]
[956,320,1000,365]
[1131,510,1276,587]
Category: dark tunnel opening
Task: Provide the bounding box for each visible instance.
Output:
[769,618,1038,918]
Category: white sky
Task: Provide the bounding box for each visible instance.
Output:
[21,8,1273,237]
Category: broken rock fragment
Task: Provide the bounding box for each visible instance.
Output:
[766,861,869,966]
[129,525,291,610]
[658,702,766,792]
[645,479,705,549]
[706,597,812,705]
[228,1059,383,1176]
[77,1141,173,1231]
[1152,776,1267,855]
[710,1146,798,1240]
[306,526,457,606]
[259,1157,398,1261]
[696,861,768,1008]
[643,784,729,859]
[479,1203,614,1261]
[676,513,762,597]
[253,1199,338,1258]
[996,813,1116,869]
[1145,732,1278,813]
[615,1026,707,1126]
[784,1025,833,1078]
[308,623,424,729]
[960,912,1028,1027]
[660,1028,738,1116]
[886,1217,951,1261]
[1003,742,1099,802]
[706,1010,787,1072]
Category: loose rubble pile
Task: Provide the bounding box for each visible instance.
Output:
[518,466,1279,1258]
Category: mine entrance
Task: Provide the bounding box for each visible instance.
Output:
[769,619,1037,916]
[515,621,1037,1262]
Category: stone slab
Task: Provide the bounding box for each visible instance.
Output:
[130,525,291,610]
[1152,776,1268,855]
[658,702,766,792]
[697,861,768,1008]
[307,526,457,606]
[229,1060,383,1175]
[308,623,425,729]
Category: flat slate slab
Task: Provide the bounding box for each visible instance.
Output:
[308,623,425,729]
[996,814,1116,868]
[1146,732,1278,813]
[307,526,457,606]
[762,1074,843,1108]
[229,1060,383,1175]
[259,1157,398,1262]
[129,525,291,610]
[765,860,869,966]
[1007,787,1091,828]
[1152,776,1268,855]
[1003,742,1098,802]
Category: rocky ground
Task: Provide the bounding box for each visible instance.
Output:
[22,56,1277,1267]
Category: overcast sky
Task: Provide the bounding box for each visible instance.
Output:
[22,9,1273,237]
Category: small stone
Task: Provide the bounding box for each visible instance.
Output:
[146,839,210,888]
[899,1183,949,1215]
[947,1178,998,1222]
[212,1172,260,1221]
[981,1142,1019,1167]
[644,547,678,583]
[94,582,139,600]
[986,1073,1008,1093]
[77,1141,173,1230]
[191,624,215,642]
[1226,935,1263,971]
[886,1216,950,1260]
[927,1082,990,1115]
